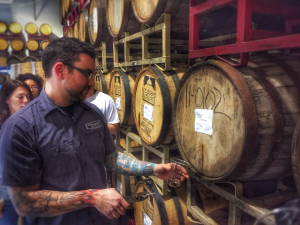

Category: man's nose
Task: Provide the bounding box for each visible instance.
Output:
[24,96,30,103]
[88,76,95,86]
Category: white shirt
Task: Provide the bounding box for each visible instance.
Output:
[85,91,120,124]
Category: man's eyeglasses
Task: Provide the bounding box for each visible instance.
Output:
[29,85,38,90]
[64,63,96,79]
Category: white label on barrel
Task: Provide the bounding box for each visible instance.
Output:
[194,109,213,135]
[143,213,152,225]
[144,103,153,122]
[9,65,15,79]
[31,62,35,74]
[93,7,98,33]
[116,179,122,194]
[17,63,21,76]
[115,97,121,109]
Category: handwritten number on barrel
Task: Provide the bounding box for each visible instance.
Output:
[185,84,231,121]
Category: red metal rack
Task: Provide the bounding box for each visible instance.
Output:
[188,0,300,66]
[28,33,50,41]
[63,0,90,32]
[0,32,21,40]
[11,50,22,57]
[0,51,9,57]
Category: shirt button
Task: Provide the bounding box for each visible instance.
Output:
[83,162,87,166]
[80,142,83,145]
[87,182,90,186]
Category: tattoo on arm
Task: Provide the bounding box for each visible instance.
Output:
[8,185,96,217]
[106,150,155,176]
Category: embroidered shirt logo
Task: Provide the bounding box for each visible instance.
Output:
[85,120,102,130]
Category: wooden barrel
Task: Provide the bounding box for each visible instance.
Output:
[292,117,300,196]
[0,22,7,33]
[66,26,74,38]
[134,179,191,225]
[0,74,6,84]
[195,182,228,219]
[0,74,10,85]
[22,56,39,62]
[88,0,112,48]
[111,172,139,199]
[39,24,52,35]
[7,55,22,68]
[59,0,66,25]
[109,68,141,127]
[26,40,39,51]
[11,40,24,51]
[106,0,141,38]
[0,57,7,67]
[94,70,111,94]
[173,55,300,181]
[131,0,189,34]
[40,40,50,50]
[0,39,8,50]
[73,21,79,39]
[119,138,141,149]
[25,22,38,34]
[35,61,45,85]
[63,0,75,14]
[8,22,22,34]
[78,8,90,43]
[20,62,32,74]
[133,63,188,146]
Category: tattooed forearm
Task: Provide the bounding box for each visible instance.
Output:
[8,185,96,217]
[106,150,156,176]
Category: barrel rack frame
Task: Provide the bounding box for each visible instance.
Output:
[115,126,177,196]
[94,42,111,73]
[187,173,298,225]
[113,13,188,72]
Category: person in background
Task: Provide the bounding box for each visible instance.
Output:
[0,38,188,225]
[85,87,120,135]
[17,73,44,99]
[0,80,33,225]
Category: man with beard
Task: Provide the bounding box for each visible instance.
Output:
[0,38,189,225]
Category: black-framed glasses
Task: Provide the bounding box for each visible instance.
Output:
[64,63,96,79]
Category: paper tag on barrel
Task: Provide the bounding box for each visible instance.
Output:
[115,97,121,109]
[143,213,152,225]
[194,109,213,135]
[144,103,153,122]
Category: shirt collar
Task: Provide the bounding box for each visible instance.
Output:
[38,90,90,118]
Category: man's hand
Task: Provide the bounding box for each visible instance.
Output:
[0,198,4,218]
[93,188,130,219]
[154,164,189,181]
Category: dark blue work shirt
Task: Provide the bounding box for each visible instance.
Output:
[0,90,116,225]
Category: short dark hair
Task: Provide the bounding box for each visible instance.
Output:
[41,37,96,78]
[0,80,33,127]
[17,73,44,94]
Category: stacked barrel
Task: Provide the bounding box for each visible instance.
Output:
[61,0,300,224]
[0,20,51,84]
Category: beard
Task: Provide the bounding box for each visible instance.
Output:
[65,85,91,102]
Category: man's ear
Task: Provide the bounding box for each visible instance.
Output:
[53,62,66,80]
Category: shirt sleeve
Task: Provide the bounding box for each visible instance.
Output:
[0,117,42,187]
[106,98,120,124]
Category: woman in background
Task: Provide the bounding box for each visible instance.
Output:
[17,73,44,99]
[0,80,33,225]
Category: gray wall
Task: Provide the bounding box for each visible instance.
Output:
[0,0,63,54]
